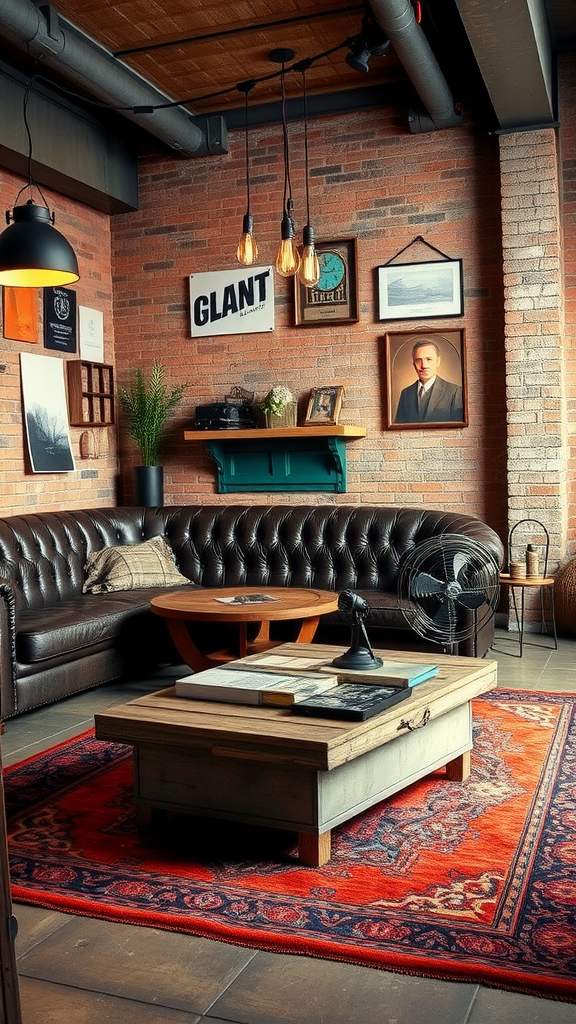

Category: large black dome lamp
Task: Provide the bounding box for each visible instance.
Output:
[331,590,384,671]
[0,198,80,288]
[0,74,80,288]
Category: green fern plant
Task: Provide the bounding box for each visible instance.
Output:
[117,360,187,466]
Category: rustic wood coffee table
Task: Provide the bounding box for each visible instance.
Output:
[95,642,497,866]
[150,587,339,672]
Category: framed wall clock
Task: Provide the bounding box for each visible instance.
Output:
[294,238,359,326]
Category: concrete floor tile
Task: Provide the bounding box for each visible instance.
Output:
[17,915,258,1014]
[468,985,576,1023]
[14,903,71,955]
[207,951,478,1024]
[19,975,202,1023]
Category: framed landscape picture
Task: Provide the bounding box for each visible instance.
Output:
[378,259,463,321]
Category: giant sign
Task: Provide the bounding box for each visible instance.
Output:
[189,266,274,337]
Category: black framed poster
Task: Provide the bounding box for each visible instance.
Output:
[43,286,77,353]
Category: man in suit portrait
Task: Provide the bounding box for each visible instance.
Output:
[394,338,463,423]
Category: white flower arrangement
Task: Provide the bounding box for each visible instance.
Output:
[260,385,295,417]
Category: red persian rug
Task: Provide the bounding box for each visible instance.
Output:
[5,689,576,1002]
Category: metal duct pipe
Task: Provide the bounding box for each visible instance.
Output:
[369,0,462,131]
[0,0,227,157]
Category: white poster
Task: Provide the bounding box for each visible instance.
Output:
[20,353,75,473]
[189,265,274,337]
[78,306,104,361]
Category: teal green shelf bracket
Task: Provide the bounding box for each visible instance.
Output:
[185,426,366,494]
[205,435,349,492]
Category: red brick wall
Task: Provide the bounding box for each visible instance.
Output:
[0,169,118,515]
[111,106,509,542]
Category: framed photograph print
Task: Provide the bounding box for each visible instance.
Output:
[383,328,468,430]
[304,385,345,425]
[378,259,463,321]
[294,238,358,326]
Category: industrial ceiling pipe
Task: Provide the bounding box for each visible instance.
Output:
[0,0,227,157]
[370,0,462,131]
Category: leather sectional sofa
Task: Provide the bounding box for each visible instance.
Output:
[0,504,504,719]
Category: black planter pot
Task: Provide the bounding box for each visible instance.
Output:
[134,465,164,506]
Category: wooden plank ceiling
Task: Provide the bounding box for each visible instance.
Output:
[48,1,411,116]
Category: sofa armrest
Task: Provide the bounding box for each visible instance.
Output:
[0,582,18,720]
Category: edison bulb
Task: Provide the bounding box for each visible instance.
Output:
[298,245,320,287]
[236,213,259,266]
[275,237,301,277]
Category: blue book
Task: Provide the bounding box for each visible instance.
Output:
[319,661,439,688]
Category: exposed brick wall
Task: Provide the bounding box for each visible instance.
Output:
[111,106,509,544]
[560,54,576,548]
[499,128,567,564]
[0,169,118,515]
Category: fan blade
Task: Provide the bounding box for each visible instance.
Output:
[452,551,468,579]
[432,599,457,632]
[413,572,444,596]
[457,591,487,609]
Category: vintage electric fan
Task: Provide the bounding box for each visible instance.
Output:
[397,535,501,654]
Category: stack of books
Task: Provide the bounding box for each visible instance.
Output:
[175,651,439,722]
[175,667,339,707]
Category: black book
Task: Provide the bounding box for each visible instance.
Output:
[290,683,412,721]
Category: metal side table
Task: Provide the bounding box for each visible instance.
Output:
[498,519,558,657]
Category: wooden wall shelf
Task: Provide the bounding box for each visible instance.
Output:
[67,360,115,427]
[184,425,366,493]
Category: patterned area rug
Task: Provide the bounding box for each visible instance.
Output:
[5,690,576,1002]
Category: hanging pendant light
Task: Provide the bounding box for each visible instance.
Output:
[0,77,79,288]
[270,48,300,278]
[294,59,320,288]
[236,79,259,266]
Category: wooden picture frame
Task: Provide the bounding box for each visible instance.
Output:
[294,238,358,326]
[304,385,345,425]
[383,329,468,429]
[378,259,463,321]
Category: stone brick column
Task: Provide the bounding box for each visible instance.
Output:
[499,129,568,627]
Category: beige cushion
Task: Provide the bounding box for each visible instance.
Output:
[83,536,189,594]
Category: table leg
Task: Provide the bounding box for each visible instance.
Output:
[298,830,332,866]
[252,621,270,644]
[294,615,321,644]
[135,803,167,831]
[445,750,471,781]
[165,619,213,672]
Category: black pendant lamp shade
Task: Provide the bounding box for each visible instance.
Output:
[0,199,80,288]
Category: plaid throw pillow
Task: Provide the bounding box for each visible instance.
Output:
[83,535,189,593]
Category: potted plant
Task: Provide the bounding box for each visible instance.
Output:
[259,385,297,428]
[117,359,187,506]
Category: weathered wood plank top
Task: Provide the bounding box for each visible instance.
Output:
[95,643,497,771]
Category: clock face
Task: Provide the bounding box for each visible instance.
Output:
[317,251,345,291]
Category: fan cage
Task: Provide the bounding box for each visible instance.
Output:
[397,534,501,647]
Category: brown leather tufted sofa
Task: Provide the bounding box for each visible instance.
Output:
[0,505,504,719]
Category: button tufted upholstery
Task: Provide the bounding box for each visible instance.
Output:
[0,505,503,719]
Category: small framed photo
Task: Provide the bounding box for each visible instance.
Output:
[305,386,345,425]
[378,259,463,321]
[383,329,468,429]
[295,239,358,326]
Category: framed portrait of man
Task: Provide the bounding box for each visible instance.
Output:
[383,328,468,429]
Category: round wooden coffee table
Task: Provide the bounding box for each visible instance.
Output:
[150,586,339,672]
